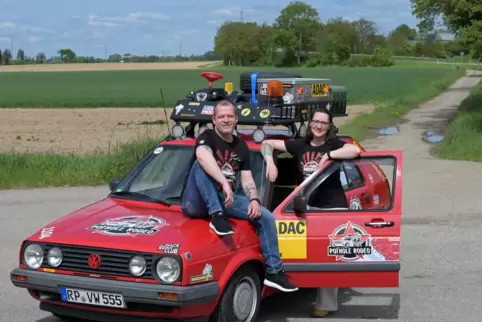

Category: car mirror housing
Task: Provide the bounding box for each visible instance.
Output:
[109,178,121,192]
[293,194,307,213]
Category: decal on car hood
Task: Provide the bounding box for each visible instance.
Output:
[87,215,169,237]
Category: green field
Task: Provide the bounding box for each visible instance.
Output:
[0,65,468,188]
[0,65,468,107]
[435,82,482,161]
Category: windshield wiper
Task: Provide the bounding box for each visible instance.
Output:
[164,196,182,201]
[110,191,171,206]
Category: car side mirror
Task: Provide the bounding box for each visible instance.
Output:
[293,194,307,213]
[109,178,121,192]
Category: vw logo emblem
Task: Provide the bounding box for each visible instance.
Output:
[88,254,101,269]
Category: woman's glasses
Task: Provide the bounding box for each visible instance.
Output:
[310,120,330,127]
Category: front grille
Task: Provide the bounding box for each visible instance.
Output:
[41,244,155,279]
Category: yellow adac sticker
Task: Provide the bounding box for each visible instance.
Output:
[312,83,327,97]
[276,219,307,259]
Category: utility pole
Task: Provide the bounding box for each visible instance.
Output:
[240,9,243,22]
[179,44,182,57]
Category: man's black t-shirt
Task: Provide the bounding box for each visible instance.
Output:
[193,129,251,191]
[285,137,348,208]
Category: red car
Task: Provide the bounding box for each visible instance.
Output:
[10,71,402,321]
[10,130,402,322]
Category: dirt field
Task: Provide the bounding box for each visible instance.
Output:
[0,61,375,154]
[0,61,220,72]
[0,104,375,154]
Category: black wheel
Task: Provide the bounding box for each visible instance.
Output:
[210,266,262,322]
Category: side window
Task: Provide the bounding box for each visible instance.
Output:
[297,156,396,212]
[341,161,365,190]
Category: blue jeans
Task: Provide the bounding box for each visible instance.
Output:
[181,160,283,275]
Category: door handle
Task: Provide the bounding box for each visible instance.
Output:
[365,221,394,228]
[360,193,371,201]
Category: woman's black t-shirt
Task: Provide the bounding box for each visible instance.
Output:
[284,137,348,208]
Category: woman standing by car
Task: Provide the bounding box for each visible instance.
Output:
[260,106,361,317]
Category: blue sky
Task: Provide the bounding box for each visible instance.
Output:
[0,0,419,58]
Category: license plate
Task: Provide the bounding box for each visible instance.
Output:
[60,287,126,308]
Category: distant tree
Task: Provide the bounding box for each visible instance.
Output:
[410,0,482,58]
[273,1,321,64]
[16,48,25,60]
[2,49,12,65]
[36,52,46,64]
[57,48,76,62]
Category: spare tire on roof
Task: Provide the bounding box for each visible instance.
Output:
[239,72,302,93]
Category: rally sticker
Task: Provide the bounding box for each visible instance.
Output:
[87,215,168,237]
[276,220,307,259]
[158,243,180,254]
[190,264,213,283]
[328,221,372,261]
[201,105,214,115]
[39,227,54,240]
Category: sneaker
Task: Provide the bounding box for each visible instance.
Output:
[311,309,329,318]
[209,214,235,236]
[263,270,299,292]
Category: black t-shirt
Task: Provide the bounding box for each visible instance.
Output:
[194,130,251,191]
[285,137,348,208]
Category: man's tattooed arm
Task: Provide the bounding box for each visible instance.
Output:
[195,144,228,186]
[261,141,274,159]
[243,182,258,200]
[201,145,213,154]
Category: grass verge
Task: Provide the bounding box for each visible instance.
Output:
[0,68,466,189]
[433,82,482,161]
[338,68,465,140]
[0,137,160,189]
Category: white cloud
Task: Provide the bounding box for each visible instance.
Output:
[0,37,10,42]
[178,29,198,35]
[207,20,221,25]
[88,11,170,27]
[0,21,53,33]
[28,36,42,43]
[0,22,16,29]
[213,7,255,17]
[21,26,54,33]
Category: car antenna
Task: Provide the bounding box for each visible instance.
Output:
[159,88,171,137]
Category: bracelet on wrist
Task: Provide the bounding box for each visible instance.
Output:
[250,198,261,205]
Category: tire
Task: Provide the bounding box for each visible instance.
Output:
[210,266,262,322]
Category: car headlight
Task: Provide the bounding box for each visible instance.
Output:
[156,257,180,283]
[47,247,63,267]
[129,256,147,277]
[24,244,44,269]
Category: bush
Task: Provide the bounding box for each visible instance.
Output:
[342,47,395,67]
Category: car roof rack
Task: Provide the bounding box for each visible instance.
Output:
[162,71,349,142]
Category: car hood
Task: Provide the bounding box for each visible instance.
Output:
[28,197,193,253]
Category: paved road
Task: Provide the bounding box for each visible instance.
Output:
[2,71,482,321]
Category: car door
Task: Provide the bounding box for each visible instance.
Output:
[273,150,402,289]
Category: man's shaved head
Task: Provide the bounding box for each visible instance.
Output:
[214,100,236,116]
[212,100,237,137]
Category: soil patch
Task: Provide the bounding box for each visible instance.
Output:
[0,104,375,154]
[0,61,218,73]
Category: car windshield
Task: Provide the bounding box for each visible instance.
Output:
[111,144,268,206]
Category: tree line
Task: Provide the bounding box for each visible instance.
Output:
[213,1,471,67]
[0,47,221,65]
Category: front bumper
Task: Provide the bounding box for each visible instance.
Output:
[39,302,208,322]
[11,267,218,308]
